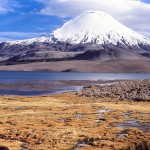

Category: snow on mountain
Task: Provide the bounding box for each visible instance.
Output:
[7,36,53,45]
[53,11,150,46]
[6,11,150,48]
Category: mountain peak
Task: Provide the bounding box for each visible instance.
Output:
[1,11,150,63]
[6,11,150,51]
[52,11,150,46]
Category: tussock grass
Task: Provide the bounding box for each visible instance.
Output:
[125,141,150,150]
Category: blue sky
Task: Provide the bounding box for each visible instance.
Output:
[0,0,150,41]
[0,0,66,41]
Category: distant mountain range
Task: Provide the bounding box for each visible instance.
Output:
[0,11,150,64]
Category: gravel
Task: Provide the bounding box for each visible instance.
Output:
[78,79,150,101]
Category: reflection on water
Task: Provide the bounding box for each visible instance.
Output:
[0,86,82,96]
[115,120,150,133]
[0,71,149,96]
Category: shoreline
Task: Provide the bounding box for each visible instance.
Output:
[0,72,150,96]
[1,70,150,74]
[78,79,150,102]
[0,79,125,96]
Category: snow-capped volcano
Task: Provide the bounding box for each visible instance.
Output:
[7,10,150,48]
[0,11,150,63]
[52,11,150,46]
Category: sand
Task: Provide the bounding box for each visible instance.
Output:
[0,59,150,72]
[0,93,149,150]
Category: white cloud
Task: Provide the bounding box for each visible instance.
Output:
[137,29,150,38]
[0,32,45,42]
[35,0,150,38]
[0,0,18,14]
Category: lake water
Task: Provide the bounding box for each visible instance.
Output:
[0,71,150,96]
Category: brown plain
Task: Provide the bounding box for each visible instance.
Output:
[0,59,150,72]
[0,93,149,150]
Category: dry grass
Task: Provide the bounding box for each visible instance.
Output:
[0,93,149,149]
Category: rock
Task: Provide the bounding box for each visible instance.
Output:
[77,79,150,101]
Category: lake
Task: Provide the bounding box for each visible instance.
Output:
[0,71,150,96]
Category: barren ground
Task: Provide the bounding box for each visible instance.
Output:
[0,59,150,72]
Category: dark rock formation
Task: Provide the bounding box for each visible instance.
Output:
[78,79,150,101]
[0,41,149,64]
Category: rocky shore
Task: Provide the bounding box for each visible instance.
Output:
[78,79,150,101]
